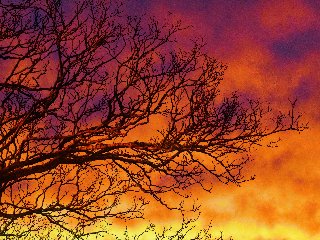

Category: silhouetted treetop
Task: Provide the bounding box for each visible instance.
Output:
[0,0,306,238]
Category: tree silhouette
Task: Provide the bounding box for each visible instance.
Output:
[0,0,306,238]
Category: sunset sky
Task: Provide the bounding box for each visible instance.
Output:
[121,0,320,239]
[1,0,319,239]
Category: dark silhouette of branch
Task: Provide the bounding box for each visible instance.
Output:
[0,0,307,238]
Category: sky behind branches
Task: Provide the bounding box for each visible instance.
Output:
[123,0,320,239]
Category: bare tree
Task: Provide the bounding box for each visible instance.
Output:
[0,0,306,238]
[118,215,232,240]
